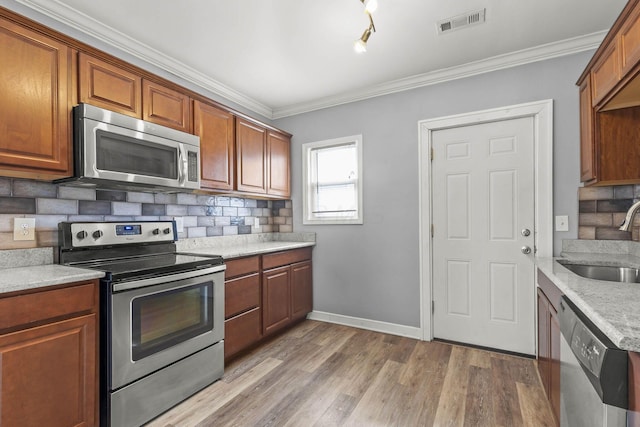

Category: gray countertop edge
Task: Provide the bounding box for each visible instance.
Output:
[181,241,316,259]
[536,256,640,353]
[0,265,105,295]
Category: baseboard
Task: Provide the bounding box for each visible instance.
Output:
[307,310,422,340]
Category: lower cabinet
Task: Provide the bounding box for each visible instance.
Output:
[0,280,99,427]
[224,247,313,360]
[537,270,562,426]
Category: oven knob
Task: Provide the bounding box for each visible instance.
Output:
[163,228,171,234]
[152,228,160,235]
[76,230,88,239]
[92,230,103,239]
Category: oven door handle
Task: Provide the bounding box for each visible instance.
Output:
[112,264,226,292]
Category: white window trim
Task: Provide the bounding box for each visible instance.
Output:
[302,135,363,225]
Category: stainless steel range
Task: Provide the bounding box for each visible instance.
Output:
[58,221,225,427]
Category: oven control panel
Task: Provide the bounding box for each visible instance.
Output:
[59,221,177,248]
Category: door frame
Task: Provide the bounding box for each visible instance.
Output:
[418,100,553,341]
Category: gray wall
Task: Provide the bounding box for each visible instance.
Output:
[275,52,590,328]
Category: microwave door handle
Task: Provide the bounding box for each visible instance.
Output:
[177,143,188,186]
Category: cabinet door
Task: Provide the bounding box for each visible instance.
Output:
[143,80,191,132]
[267,131,291,197]
[620,5,640,76]
[291,260,312,320]
[79,52,141,117]
[579,77,596,183]
[591,40,621,105]
[236,118,267,194]
[0,314,96,427]
[0,17,73,179]
[536,288,551,395]
[194,101,235,191]
[549,305,561,425]
[262,265,291,335]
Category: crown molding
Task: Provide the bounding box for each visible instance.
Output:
[15,0,274,118]
[271,31,605,119]
[13,0,606,121]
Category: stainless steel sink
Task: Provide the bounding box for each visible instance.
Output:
[559,262,640,283]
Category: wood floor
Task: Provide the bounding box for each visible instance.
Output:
[146,320,556,427]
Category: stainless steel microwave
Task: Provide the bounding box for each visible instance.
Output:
[55,103,200,192]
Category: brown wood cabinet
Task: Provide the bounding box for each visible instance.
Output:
[224,255,262,359]
[262,247,313,336]
[224,247,313,359]
[0,15,74,180]
[578,0,640,185]
[267,130,292,198]
[236,118,268,195]
[79,52,141,118]
[194,100,236,191]
[142,80,191,133]
[537,270,561,426]
[0,280,99,427]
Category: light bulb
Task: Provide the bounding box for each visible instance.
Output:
[363,0,378,13]
[354,38,367,53]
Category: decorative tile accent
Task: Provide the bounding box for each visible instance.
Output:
[0,178,293,248]
[0,197,36,214]
[79,200,111,215]
[578,186,640,242]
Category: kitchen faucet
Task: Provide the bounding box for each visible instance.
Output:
[619,200,640,231]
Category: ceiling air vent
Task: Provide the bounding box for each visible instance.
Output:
[437,8,486,35]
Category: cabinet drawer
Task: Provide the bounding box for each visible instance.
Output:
[225,273,260,319]
[224,307,261,359]
[537,269,562,312]
[0,281,97,332]
[225,256,260,279]
[262,247,312,270]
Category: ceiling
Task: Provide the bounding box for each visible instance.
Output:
[13,0,629,118]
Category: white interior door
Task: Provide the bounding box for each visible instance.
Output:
[431,116,535,355]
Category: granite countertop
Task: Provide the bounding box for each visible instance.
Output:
[537,240,640,353]
[175,232,316,259]
[0,264,105,294]
[0,233,316,295]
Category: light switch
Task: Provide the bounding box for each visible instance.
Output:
[13,217,35,241]
[555,215,569,232]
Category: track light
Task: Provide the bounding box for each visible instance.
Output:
[354,3,376,53]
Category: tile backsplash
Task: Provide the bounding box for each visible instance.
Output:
[0,177,292,249]
[578,185,640,241]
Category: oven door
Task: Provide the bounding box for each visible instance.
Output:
[110,267,224,390]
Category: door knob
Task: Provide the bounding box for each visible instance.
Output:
[521,228,531,237]
[521,246,532,254]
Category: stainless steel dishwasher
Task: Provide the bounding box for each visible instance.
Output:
[558,296,628,427]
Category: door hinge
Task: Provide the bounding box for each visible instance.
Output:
[431,224,434,238]
[432,300,435,312]
[430,148,434,161]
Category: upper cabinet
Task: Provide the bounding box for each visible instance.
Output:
[194,100,235,191]
[0,8,291,196]
[79,53,191,132]
[0,15,74,180]
[578,0,640,185]
[267,130,291,197]
[79,52,141,117]
[142,80,191,133]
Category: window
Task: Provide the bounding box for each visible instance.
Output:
[302,135,363,225]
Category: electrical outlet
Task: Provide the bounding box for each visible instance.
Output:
[555,215,569,232]
[13,217,35,241]
[173,217,184,232]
